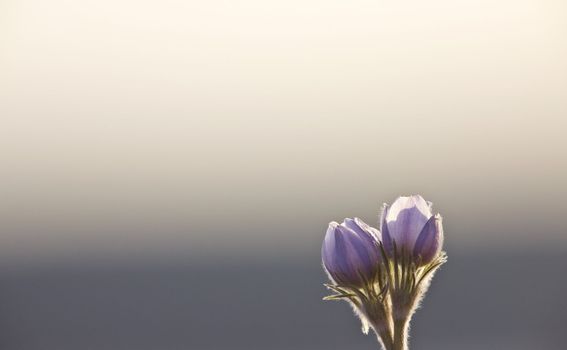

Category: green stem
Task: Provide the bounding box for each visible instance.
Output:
[369,306,393,350]
[392,317,409,350]
[376,327,393,350]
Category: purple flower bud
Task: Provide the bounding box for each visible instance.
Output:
[322,218,382,286]
[380,195,443,265]
[413,214,443,264]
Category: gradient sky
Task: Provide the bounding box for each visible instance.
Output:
[1,0,566,262]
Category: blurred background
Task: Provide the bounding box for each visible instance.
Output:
[1,0,566,349]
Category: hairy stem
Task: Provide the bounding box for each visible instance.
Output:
[375,324,393,350]
[368,302,394,350]
[392,317,409,350]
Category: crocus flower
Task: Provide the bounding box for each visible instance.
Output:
[322,218,382,286]
[381,195,443,265]
[322,195,447,350]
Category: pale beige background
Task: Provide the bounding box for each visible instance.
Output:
[1,0,566,263]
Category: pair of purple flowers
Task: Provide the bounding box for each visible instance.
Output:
[322,195,443,287]
[321,195,446,350]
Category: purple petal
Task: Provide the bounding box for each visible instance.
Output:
[385,195,432,252]
[342,218,367,237]
[354,217,382,242]
[322,222,339,273]
[325,226,352,281]
[343,217,381,246]
[380,204,394,254]
[337,226,374,271]
[413,214,443,265]
[321,221,381,285]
